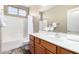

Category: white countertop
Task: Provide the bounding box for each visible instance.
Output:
[30,31,79,53]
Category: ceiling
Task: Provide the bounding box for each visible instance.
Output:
[24,5,55,17]
[24,5,55,12]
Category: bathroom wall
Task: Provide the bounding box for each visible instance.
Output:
[29,5,40,33]
[0,5,4,51]
[44,5,79,32]
[24,16,39,38]
[33,17,39,33]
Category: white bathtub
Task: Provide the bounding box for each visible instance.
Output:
[0,36,30,53]
[1,40,23,52]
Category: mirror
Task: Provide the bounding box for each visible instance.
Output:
[67,7,79,34]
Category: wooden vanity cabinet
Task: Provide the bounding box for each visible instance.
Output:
[57,47,76,54]
[29,35,77,54]
[35,43,46,54]
[29,35,35,54]
[46,50,54,54]
[41,40,56,54]
[35,37,41,44]
[34,37,46,54]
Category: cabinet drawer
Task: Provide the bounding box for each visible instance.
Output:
[41,40,56,54]
[30,35,35,41]
[35,37,41,44]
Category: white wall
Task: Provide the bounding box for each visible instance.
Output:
[0,5,4,52]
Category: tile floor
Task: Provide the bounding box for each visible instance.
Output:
[1,47,31,54]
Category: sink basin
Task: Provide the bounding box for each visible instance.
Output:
[67,34,79,42]
[44,33,79,42]
[45,35,55,37]
[44,33,66,38]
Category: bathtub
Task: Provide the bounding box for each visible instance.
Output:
[1,40,23,52]
[1,37,30,53]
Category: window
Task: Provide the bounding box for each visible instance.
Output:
[8,6,18,15]
[18,9,27,16]
[4,5,29,18]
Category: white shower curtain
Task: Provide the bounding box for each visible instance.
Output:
[0,9,24,52]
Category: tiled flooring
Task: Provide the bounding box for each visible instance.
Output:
[1,47,31,54]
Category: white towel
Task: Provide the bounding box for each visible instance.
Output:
[28,15,34,35]
[0,10,6,27]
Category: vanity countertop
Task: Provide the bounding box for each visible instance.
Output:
[30,31,79,53]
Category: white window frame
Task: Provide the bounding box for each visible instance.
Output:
[4,5,29,18]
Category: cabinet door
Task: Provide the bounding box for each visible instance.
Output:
[46,50,53,54]
[35,37,41,44]
[41,40,56,54]
[29,39,34,54]
[35,43,46,54]
[57,47,75,54]
[29,43,34,54]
